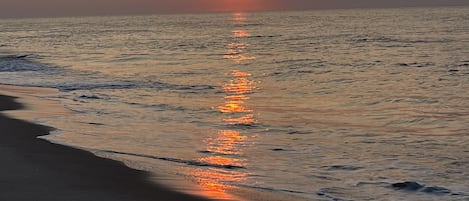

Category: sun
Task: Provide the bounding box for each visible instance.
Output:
[210,0,267,12]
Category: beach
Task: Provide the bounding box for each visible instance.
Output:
[0,86,212,201]
[1,8,468,200]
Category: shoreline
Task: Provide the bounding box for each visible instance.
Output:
[0,84,309,201]
[0,85,213,201]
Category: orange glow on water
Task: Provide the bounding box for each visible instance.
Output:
[232,30,250,38]
[223,78,255,94]
[223,114,256,125]
[218,70,256,115]
[192,13,259,200]
[224,43,256,63]
[223,54,257,63]
[228,42,247,49]
[191,168,247,200]
[205,130,248,155]
[218,100,251,113]
[194,129,248,199]
[200,156,243,167]
[232,71,251,77]
[227,49,242,55]
[232,13,247,24]
[224,26,256,63]
[225,95,249,101]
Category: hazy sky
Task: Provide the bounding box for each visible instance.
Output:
[1,0,468,18]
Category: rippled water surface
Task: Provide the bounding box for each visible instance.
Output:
[1,7,469,201]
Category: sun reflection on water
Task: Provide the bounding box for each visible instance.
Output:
[195,129,250,199]
[203,130,248,160]
[193,12,259,200]
[233,12,247,24]
[223,25,257,63]
[232,30,251,38]
[218,71,256,114]
[190,167,248,200]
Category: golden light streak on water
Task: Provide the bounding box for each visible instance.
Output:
[223,114,256,125]
[193,12,259,200]
[195,129,249,200]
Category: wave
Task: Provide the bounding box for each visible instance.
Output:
[390,181,451,194]
[321,165,364,171]
[98,149,245,170]
[247,35,281,38]
[396,62,435,68]
[1,54,217,94]
[357,181,469,196]
[124,102,190,112]
[351,36,455,44]
[58,79,216,94]
[58,82,138,91]
[458,61,469,67]
[316,187,353,201]
[0,55,55,72]
[235,183,308,195]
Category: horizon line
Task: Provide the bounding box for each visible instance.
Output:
[1,5,467,20]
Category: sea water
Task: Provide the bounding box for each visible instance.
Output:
[1,7,468,201]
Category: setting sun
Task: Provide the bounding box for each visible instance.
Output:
[211,0,270,12]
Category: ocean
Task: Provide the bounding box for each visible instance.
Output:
[1,7,468,201]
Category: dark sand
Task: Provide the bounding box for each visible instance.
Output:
[0,94,213,201]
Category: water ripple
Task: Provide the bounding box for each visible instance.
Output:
[99,149,245,170]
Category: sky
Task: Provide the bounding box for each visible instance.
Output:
[0,0,468,18]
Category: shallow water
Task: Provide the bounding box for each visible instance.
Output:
[1,7,469,200]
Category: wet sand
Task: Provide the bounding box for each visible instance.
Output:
[0,90,212,201]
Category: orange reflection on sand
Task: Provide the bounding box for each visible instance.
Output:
[191,168,247,200]
[195,130,248,199]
